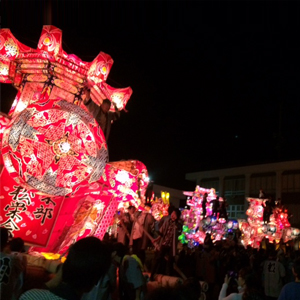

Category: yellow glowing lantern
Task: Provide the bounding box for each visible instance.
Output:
[41,252,61,260]
[43,37,51,45]
[161,191,170,205]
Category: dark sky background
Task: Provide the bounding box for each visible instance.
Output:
[1,1,300,190]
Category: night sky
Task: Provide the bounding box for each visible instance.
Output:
[1,1,300,190]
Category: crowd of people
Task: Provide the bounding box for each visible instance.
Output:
[1,202,300,300]
[176,234,300,300]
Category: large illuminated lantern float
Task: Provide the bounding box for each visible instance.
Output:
[0,25,149,255]
[240,197,299,248]
[179,185,299,248]
[179,186,235,247]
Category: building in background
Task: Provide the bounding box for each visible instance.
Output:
[185,160,300,227]
[152,184,185,209]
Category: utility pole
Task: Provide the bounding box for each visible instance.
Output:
[275,89,284,160]
[44,0,52,25]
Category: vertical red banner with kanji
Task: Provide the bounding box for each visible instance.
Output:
[0,168,64,246]
[30,192,115,254]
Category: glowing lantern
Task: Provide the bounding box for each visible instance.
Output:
[0,25,133,198]
[151,197,169,221]
[178,234,187,244]
[210,216,217,226]
[161,191,170,204]
[204,217,212,226]
[1,100,108,196]
[227,220,234,229]
[262,224,268,234]
[218,218,227,224]
[182,225,189,233]
[268,224,277,234]
[0,25,139,248]
[41,252,60,260]
[246,208,253,216]
[286,228,292,238]
[116,170,130,184]
[0,112,11,167]
[292,228,300,237]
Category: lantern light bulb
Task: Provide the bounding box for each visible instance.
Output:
[59,141,71,153]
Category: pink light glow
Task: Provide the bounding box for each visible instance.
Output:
[0,25,145,253]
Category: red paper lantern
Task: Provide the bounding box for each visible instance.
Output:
[2,99,108,196]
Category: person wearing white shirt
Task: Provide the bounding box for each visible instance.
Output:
[218,269,246,300]
[219,267,264,300]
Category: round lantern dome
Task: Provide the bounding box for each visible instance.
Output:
[1,99,108,196]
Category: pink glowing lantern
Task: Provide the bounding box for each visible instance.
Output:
[0,113,11,167]
[0,167,65,246]
[181,186,235,246]
[0,25,133,196]
[241,197,296,247]
[0,25,139,248]
[1,99,108,196]
[151,198,169,221]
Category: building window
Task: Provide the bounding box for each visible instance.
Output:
[224,177,245,194]
[250,173,276,197]
[200,179,219,193]
[282,171,300,193]
[227,204,245,219]
[224,177,245,204]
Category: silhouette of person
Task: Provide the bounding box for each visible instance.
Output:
[202,193,208,217]
[84,89,120,141]
[262,199,272,224]
[212,196,220,217]
[219,200,228,221]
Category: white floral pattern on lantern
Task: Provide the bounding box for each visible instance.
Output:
[4,38,19,57]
